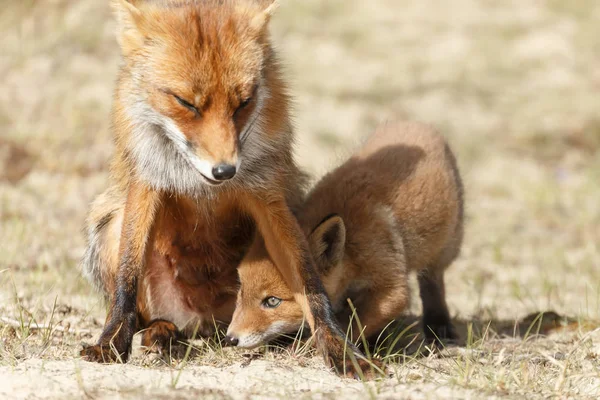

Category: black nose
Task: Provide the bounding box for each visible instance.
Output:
[212,163,237,181]
[224,335,239,346]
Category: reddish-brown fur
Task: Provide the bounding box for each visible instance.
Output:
[80,0,372,378]
[227,121,464,348]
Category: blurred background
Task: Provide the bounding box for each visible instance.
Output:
[1,0,599,335]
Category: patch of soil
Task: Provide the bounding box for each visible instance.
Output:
[0,138,35,184]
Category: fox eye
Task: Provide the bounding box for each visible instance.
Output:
[173,94,199,115]
[236,85,258,114]
[238,97,252,110]
[262,296,282,309]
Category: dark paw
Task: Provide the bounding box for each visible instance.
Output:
[80,343,128,363]
[317,329,385,380]
[141,320,186,355]
[328,353,385,380]
[423,321,458,345]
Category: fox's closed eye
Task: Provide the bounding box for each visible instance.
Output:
[173,94,199,115]
[238,97,252,110]
[262,296,282,309]
[236,85,258,113]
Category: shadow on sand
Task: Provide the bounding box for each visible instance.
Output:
[366,310,591,359]
[137,310,594,367]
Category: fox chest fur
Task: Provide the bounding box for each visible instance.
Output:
[140,195,255,333]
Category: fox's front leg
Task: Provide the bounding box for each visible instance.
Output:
[81,183,160,363]
[246,195,381,379]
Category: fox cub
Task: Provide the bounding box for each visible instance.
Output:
[226,120,464,347]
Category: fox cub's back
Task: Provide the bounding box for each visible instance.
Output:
[300,120,463,273]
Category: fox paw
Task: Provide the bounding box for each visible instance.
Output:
[327,352,384,380]
[80,343,128,364]
[424,322,458,345]
[315,326,385,380]
[141,319,186,355]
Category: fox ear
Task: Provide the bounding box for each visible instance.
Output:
[260,0,280,16]
[308,215,346,271]
[249,0,279,32]
[111,0,145,55]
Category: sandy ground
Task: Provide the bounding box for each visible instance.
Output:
[1,0,600,398]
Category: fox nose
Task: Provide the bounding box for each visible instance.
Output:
[224,335,239,346]
[212,163,236,181]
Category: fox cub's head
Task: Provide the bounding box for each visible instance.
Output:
[226,215,346,348]
[112,0,285,192]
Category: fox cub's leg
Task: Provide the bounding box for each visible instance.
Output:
[350,280,410,344]
[246,195,380,379]
[418,267,457,342]
[81,184,160,363]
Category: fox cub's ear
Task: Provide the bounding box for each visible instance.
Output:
[308,215,346,271]
[111,0,145,55]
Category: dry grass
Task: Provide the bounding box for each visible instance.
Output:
[1,0,600,398]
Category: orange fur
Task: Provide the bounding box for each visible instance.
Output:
[80,0,370,377]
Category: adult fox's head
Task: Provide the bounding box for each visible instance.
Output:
[112,0,289,194]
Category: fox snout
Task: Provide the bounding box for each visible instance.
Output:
[182,152,239,185]
[187,129,241,184]
[225,318,266,349]
[212,163,237,181]
[223,335,239,346]
[223,330,265,349]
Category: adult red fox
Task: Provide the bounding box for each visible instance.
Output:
[80,0,372,377]
[226,121,464,348]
